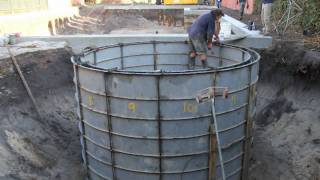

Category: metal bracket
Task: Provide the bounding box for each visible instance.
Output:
[195,87,228,103]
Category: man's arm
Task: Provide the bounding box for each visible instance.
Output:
[215,19,221,43]
[207,19,215,48]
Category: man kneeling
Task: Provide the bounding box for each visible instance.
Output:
[188,9,224,68]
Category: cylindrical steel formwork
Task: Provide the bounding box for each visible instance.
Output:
[72,41,259,180]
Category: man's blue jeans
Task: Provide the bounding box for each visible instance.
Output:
[215,0,221,8]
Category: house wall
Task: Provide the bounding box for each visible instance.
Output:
[0,0,78,36]
[221,0,255,14]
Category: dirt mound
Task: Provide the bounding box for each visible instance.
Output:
[56,6,185,35]
[250,41,320,180]
[0,47,84,180]
[259,41,320,82]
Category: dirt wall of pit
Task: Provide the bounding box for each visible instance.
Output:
[250,41,320,180]
[0,47,84,180]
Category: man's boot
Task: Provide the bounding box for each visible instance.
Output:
[188,57,196,70]
[201,60,208,68]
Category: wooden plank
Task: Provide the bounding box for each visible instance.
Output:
[6,46,42,119]
[208,124,217,180]
[241,66,254,180]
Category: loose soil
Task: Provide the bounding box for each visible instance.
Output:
[250,40,320,180]
[55,5,185,35]
[0,46,84,180]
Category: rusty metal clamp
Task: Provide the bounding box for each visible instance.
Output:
[195,87,228,104]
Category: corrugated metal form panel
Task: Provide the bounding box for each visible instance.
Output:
[0,0,48,15]
[72,41,260,180]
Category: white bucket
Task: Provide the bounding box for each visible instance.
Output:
[8,34,16,45]
[0,35,8,46]
[220,22,232,38]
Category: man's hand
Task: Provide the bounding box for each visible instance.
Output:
[214,34,220,43]
[207,42,212,49]
[214,35,220,43]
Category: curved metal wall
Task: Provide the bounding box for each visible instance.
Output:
[73,41,259,180]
